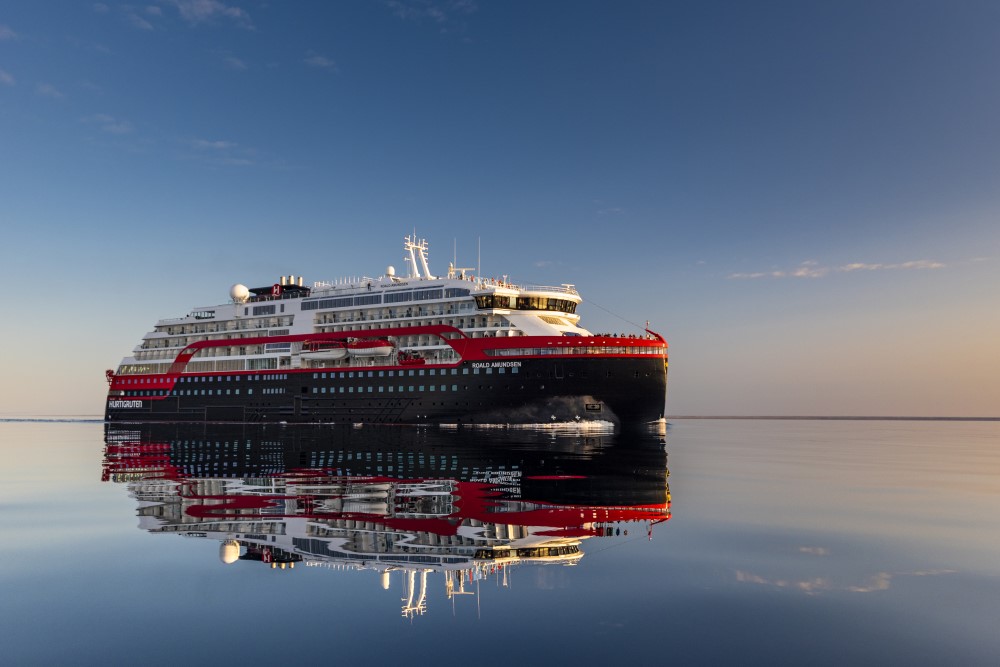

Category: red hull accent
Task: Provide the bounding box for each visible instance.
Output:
[108,324,667,401]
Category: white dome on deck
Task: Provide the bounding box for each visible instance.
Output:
[219,540,241,564]
[230,284,250,303]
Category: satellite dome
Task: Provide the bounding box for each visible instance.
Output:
[386,265,396,277]
[219,540,241,565]
[230,284,250,303]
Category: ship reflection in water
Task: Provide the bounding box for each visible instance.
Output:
[101,423,670,618]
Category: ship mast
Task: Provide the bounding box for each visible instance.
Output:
[404,235,434,280]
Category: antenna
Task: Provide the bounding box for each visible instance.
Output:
[477,236,481,276]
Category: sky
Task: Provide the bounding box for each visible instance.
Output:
[1,0,999,417]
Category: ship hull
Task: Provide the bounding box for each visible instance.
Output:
[106,356,666,428]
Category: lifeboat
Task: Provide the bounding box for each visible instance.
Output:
[300,341,348,360]
[348,338,394,357]
[397,350,426,366]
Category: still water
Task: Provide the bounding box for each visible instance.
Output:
[1,419,998,665]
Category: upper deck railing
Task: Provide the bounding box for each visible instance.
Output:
[307,275,580,297]
[511,283,579,296]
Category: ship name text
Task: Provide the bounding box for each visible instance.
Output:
[108,400,144,409]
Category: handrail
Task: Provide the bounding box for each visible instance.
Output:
[515,284,579,295]
[471,280,579,295]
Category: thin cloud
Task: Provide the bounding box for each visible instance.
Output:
[791,260,829,278]
[192,139,236,150]
[166,0,254,29]
[214,156,254,166]
[224,55,247,70]
[92,3,110,13]
[125,10,155,30]
[0,68,14,86]
[839,260,945,272]
[84,113,135,134]
[730,270,787,280]
[798,546,830,556]
[0,24,17,40]
[186,137,256,166]
[385,0,478,36]
[597,207,624,216]
[304,52,337,70]
[146,5,163,16]
[36,83,64,99]
[387,0,477,24]
[730,258,946,280]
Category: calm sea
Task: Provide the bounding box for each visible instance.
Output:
[1,418,998,665]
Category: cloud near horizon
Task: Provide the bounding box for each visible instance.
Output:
[729,258,946,280]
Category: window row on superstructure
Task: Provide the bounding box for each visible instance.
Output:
[302,286,471,310]
[474,294,578,313]
[313,301,476,324]
[140,316,296,359]
[155,315,295,337]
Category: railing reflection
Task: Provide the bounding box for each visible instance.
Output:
[102,423,670,618]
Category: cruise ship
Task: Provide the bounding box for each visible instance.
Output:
[105,236,668,426]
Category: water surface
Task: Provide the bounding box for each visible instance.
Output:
[1,419,997,665]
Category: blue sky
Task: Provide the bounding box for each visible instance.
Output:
[1,1,998,416]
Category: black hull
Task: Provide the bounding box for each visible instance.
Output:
[106,357,667,428]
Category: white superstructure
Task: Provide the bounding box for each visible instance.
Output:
[117,236,589,377]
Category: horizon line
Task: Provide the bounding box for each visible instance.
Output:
[667,416,1000,421]
[1,414,999,423]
